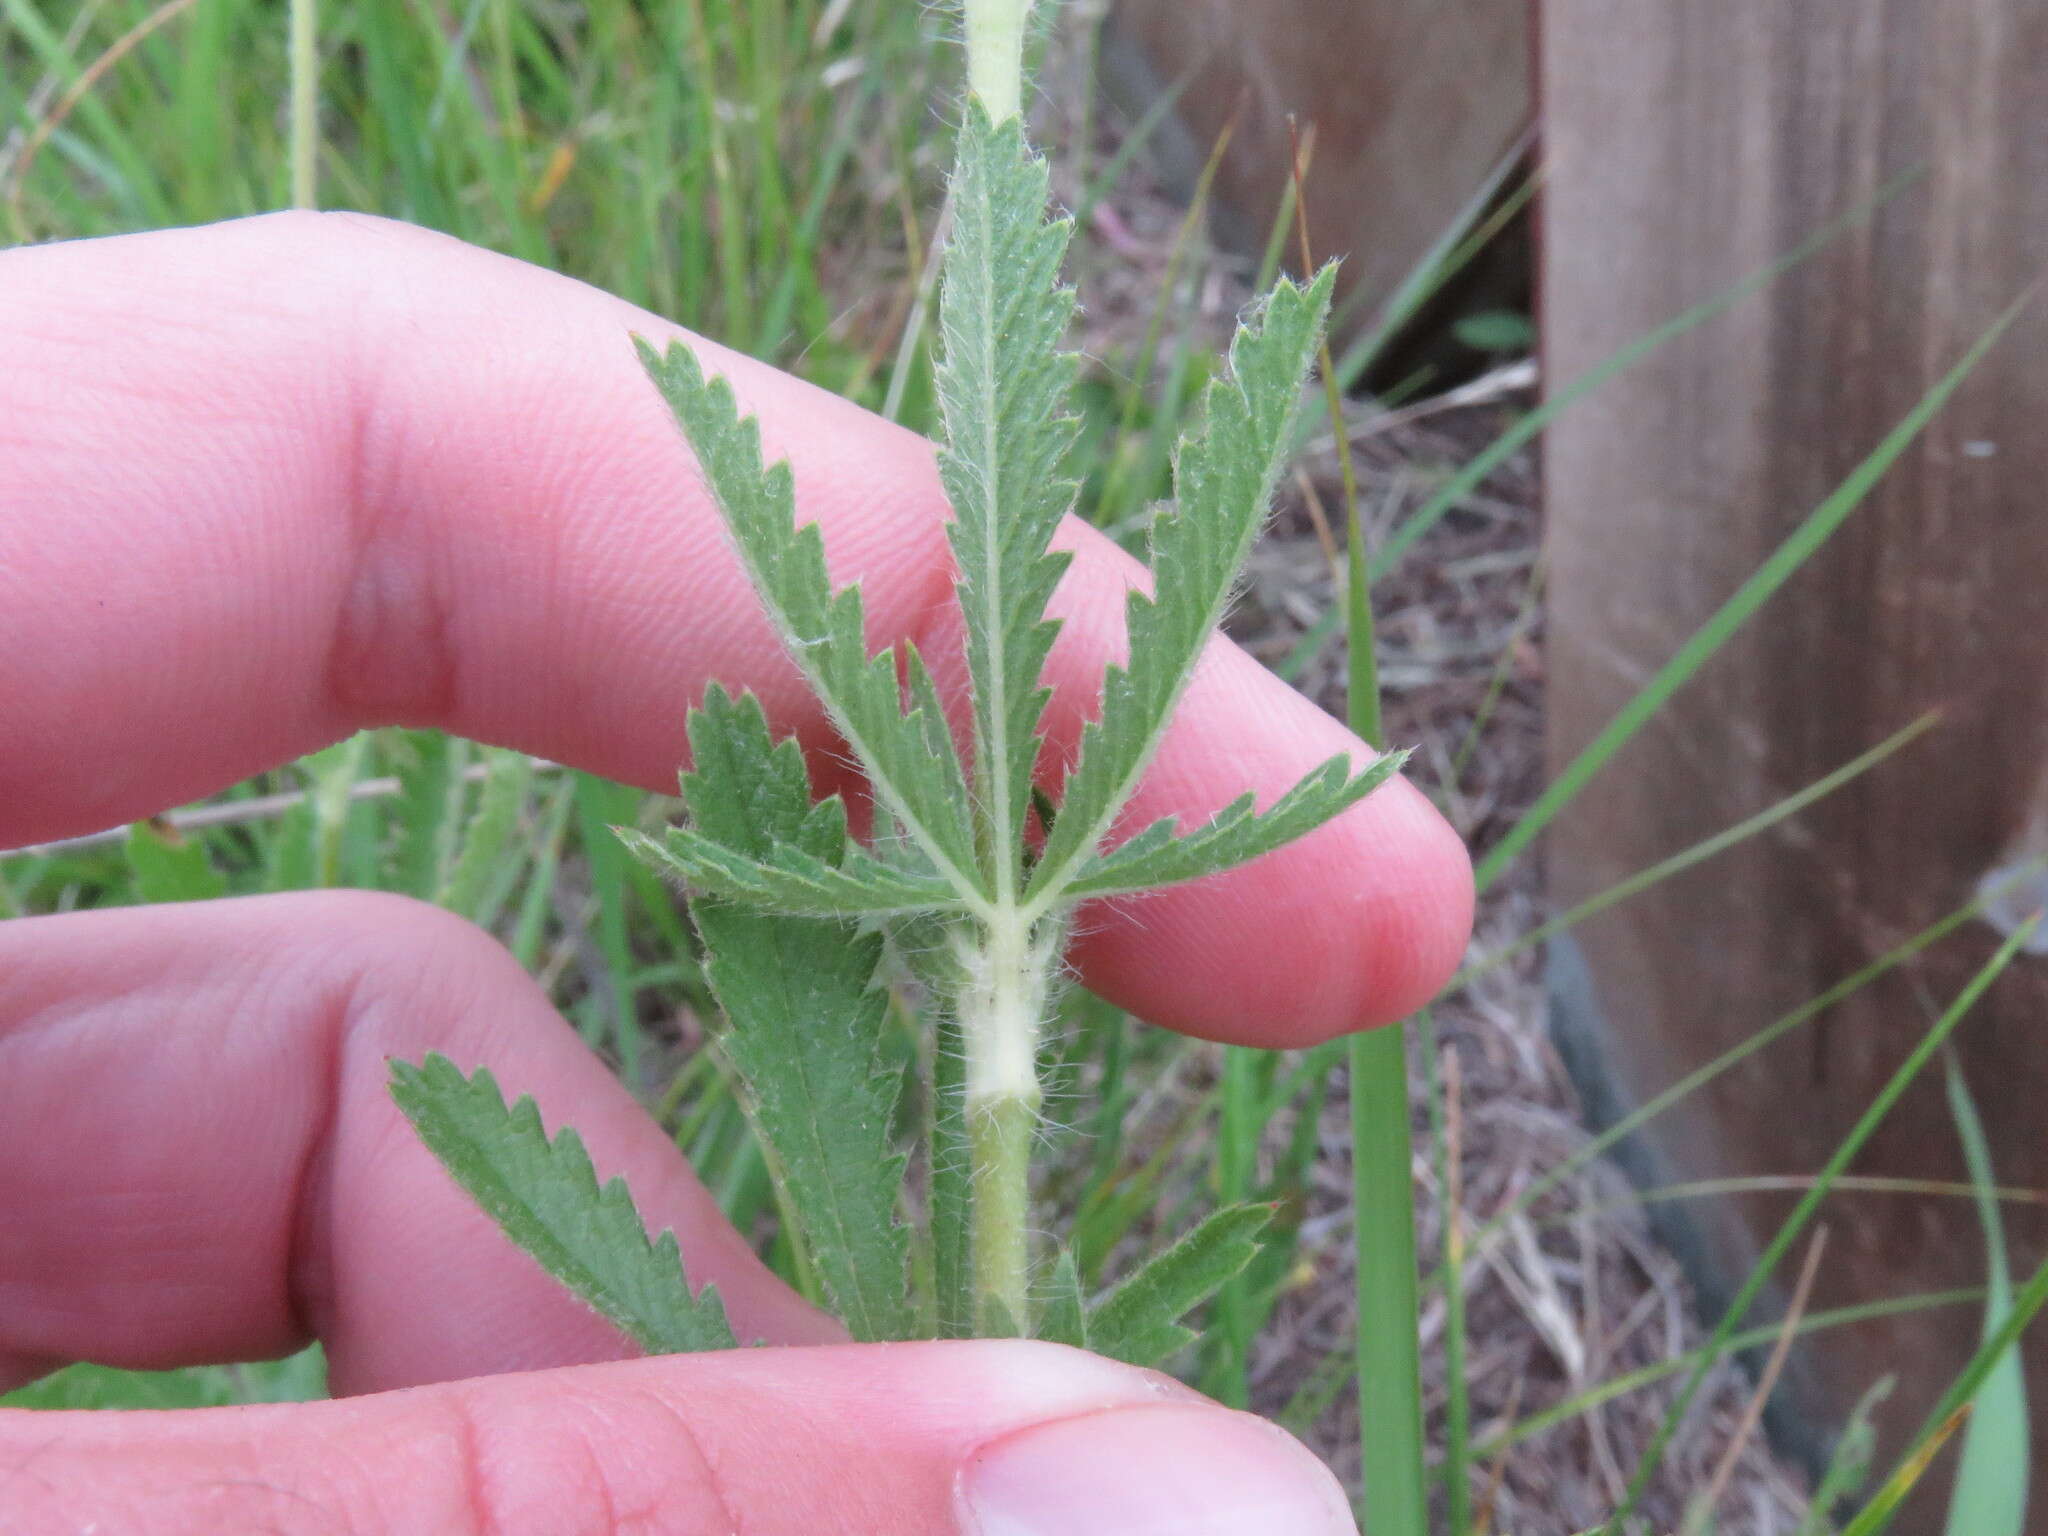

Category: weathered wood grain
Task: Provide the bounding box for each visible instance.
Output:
[1543,3,2048,1523]
[1103,0,1529,311]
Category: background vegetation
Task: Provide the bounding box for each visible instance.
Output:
[3,3,2038,1532]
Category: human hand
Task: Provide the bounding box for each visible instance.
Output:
[0,212,1473,1533]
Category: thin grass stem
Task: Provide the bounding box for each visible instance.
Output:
[1596,916,2040,1535]
[1286,122,1427,1536]
[1481,300,2022,894]
[288,0,317,209]
[1458,710,1941,982]
[1473,1288,1986,1458]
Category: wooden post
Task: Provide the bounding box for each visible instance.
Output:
[1102,0,1529,314]
[1543,1,2048,1520]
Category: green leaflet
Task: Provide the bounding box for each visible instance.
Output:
[934,103,1081,895]
[666,687,916,1343]
[389,1055,737,1355]
[1943,1055,2029,1536]
[1040,1247,1090,1349]
[1026,267,1339,912]
[1088,1204,1273,1368]
[928,1004,974,1338]
[1062,749,1410,901]
[621,824,959,918]
[638,339,987,907]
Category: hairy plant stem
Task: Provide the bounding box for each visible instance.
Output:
[958,909,1055,1332]
[962,0,1030,123]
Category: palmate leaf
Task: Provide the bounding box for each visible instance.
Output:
[1062,749,1410,901]
[1089,1204,1273,1369]
[1027,266,1339,909]
[389,1055,737,1355]
[1039,1247,1090,1349]
[664,686,916,1342]
[935,103,1081,891]
[638,340,987,906]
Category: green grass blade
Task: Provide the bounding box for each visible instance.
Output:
[1462,710,1940,981]
[389,1054,737,1354]
[298,733,368,888]
[124,821,226,904]
[1425,1016,1471,1535]
[1480,296,2025,893]
[1473,1293,1977,1459]
[1798,1380,1893,1535]
[572,773,643,1079]
[1210,1045,1275,1407]
[1597,916,2040,1535]
[1941,1054,2029,1536]
[1461,864,2039,1255]
[1848,1246,2048,1536]
[3,1349,327,1412]
[1351,1018,1427,1536]
[1842,1404,1981,1536]
[508,773,577,969]
[1540,1173,2048,1230]
[1322,181,1428,1533]
[287,0,317,208]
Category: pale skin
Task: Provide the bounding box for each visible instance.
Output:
[0,213,1475,1534]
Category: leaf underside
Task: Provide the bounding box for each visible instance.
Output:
[1027,264,1341,907]
[638,339,986,905]
[935,103,1081,892]
[666,686,916,1343]
[1063,749,1410,901]
[389,1054,737,1355]
[622,822,958,918]
[1088,1204,1273,1368]
[1040,1247,1090,1350]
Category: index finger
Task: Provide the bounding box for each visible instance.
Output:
[0,212,1470,1043]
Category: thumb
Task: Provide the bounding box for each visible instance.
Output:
[7,1341,1359,1535]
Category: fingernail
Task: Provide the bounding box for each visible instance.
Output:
[958,1403,1359,1536]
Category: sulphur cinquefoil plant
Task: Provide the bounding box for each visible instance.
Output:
[392,0,1403,1355]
